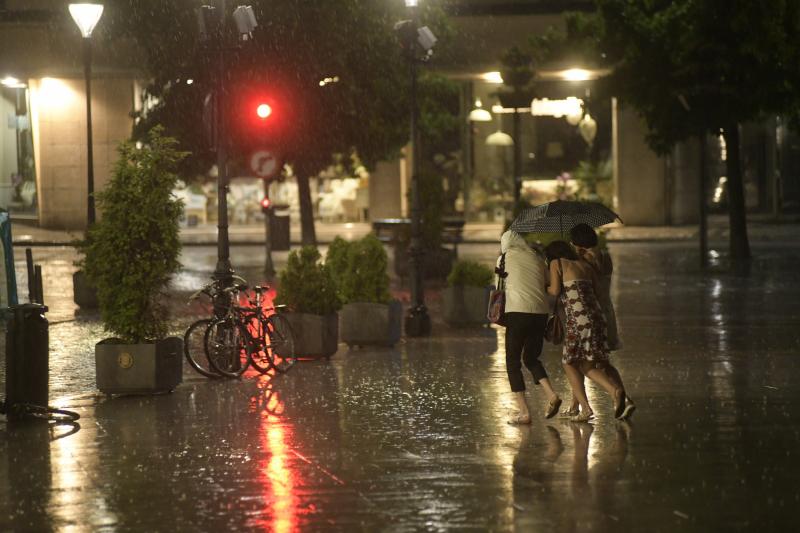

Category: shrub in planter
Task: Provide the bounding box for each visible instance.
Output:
[443,260,493,326]
[276,246,342,357]
[79,127,187,394]
[325,236,351,284]
[336,234,401,348]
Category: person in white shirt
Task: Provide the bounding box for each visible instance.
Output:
[497,230,563,424]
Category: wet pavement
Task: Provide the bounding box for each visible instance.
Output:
[1,241,800,531]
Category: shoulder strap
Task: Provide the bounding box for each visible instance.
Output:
[550,258,564,313]
[495,253,507,289]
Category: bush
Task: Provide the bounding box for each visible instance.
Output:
[276,246,342,315]
[340,234,391,304]
[80,127,187,343]
[326,236,352,285]
[447,260,493,288]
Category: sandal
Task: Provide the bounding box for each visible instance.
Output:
[559,406,580,418]
[570,410,594,423]
[618,397,636,420]
[508,414,532,425]
[544,397,562,419]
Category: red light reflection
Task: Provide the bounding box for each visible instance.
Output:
[257,387,299,532]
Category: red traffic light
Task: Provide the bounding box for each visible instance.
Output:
[261,196,272,210]
[256,103,272,119]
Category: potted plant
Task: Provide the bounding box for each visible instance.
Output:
[275,246,342,358]
[443,260,494,326]
[80,127,186,394]
[332,235,402,348]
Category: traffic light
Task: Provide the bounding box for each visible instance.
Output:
[228,81,303,152]
[261,196,272,212]
[256,102,272,120]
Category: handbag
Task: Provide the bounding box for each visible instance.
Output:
[487,253,508,326]
[544,259,565,344]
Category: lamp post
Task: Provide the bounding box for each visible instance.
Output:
[197,2,257,285]
[398,0,435,337]
[69,3,104,226]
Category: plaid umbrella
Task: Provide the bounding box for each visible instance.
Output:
[510,200,622,234]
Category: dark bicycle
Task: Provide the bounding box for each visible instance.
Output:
[205,284,296,378]
[183,275,247,378]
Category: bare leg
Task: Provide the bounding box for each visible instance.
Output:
[569,376,584,411]
[606,365,631,399]
[563,363,592,415]
[584,366,621,397]
[511,391,531,424]
[538,377,559,402]
[585,365,626,417]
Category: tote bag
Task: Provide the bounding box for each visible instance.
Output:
[487,253,507,326]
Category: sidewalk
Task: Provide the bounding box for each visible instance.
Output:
[9,216,800,246]
[2,241,799,530]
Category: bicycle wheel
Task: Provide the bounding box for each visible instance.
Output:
[265,314,296,373]
[204,318,249,378]
[184,319,222,378]
[247,317,273,375]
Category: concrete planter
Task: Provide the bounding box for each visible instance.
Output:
[284,312,339,358]
[95,337,183,394]
[443,285,491,326]
[340,300,403,348]
[73,270,99,309]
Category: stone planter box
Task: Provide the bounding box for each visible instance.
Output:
[96,337,183,394]
[340,300,403,348]
[73,270,99,309]
[284,312,339,358]
[443,285,491,326]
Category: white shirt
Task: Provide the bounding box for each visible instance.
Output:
[496,231,550,315]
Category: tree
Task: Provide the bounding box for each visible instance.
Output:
[536,1,800,262]
[104,0,453,245]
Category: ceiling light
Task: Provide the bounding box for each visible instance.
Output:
[561,68,592,81]
[486,130,513,146]
[468,98,492,122]
[481,71,504,84]
[1,76,26,88]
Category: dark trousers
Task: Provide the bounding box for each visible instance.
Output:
[505,312,548,392]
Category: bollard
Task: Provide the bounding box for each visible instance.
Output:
[5,303,49,422]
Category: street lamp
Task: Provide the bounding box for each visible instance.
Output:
[69,2,104,226]
[197,1,257,285]
[397,0,436,337]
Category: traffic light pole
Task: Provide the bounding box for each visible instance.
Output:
[263,179,275,277]
[404,7,431,337]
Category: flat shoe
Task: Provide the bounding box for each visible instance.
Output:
[559,406,580,418]
[618,398,636,420]
[544,397,562,419]
[508,415,532,425]
[570,411,594,423]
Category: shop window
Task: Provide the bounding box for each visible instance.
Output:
[0,85,37,216]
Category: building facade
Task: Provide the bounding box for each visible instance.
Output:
[0,0,140,229]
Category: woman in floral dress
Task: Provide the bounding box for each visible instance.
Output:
[545,240,631,422]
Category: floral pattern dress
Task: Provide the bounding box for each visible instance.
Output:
[560,279,610,366]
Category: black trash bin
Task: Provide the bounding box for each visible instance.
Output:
[5,303,48,421]
[271,206,290,251]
